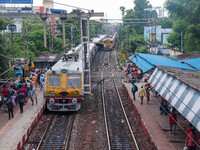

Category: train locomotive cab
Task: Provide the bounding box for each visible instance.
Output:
[103,39,114,50]
[44,70,83,111]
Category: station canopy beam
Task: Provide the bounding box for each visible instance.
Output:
[0,12,104,18]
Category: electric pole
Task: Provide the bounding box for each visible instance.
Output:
[22,21,26,59]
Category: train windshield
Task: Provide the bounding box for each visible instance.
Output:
[67,75,80,87]
[49,75,60,86]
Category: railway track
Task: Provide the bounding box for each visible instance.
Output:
[101,76,139,150]
[98,49,152,149]
[98,50,138,149]
[24,112,75,150]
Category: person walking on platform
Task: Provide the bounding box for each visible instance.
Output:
[29,86,37,105]
[139,86,145,105]
[185,127,198,150]
[32,74,37,89]
[160,98,168,115]
[5,94,14,120]
[169,110,177,134]
[11,91,16,109]
[20,85,27,104]
[40,74,44,90]
[131,82,138,100]
[18,90,25,113]
[145,83,151,104]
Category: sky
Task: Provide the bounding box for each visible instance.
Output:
[33,0,166,19]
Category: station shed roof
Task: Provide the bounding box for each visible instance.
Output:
[129,53,196,73]
[170,52,200,60]
[161,28,173,34]
[180,58,200,71]
[149,66,200,131]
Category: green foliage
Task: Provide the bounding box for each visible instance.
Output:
[0,18,8,31]
[156,18,173,28]
[167,32,181,50]
[165,0,200,52]
[0,19,12,77]
[118,0,153,54]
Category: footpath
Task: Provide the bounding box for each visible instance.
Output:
[0,88,45,150]
[124,81,192,150]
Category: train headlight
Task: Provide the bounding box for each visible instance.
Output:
[49,91,54,94]
[72,98,77,104]
[73,91,79,94]
[49,98,55,104]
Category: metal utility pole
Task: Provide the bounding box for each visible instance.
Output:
[81,17,91,93]
[154,18,157,54]
[22,21,26,59]
[42,17,47,48]
[26,24,29,63]
[60,13,67,52]
[127,26,130,51]
[71,27,73,46]
[49,22,53,53]
[181,32,183,53]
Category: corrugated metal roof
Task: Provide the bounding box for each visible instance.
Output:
[129,53,196,72]
[138,53,196,70]
[161,28,173,34]
[149,67,200,132]
[128,55,154,73]
[180,58,200,71]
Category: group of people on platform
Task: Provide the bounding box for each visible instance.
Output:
[0,70,45,120]
[131,82,151,105]
[125,63,144,83]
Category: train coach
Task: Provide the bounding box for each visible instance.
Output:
[43,35,105,111]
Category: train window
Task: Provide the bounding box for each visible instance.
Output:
[110,41,113,43]
[67,75,80,87]
[49,75,60,86]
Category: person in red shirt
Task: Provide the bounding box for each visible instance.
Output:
[3,86,8,97]
[20,85,27,103]
[169,110,177,134]
[186,123,193,134]
[185,127,198,150]
[133,70,138,82]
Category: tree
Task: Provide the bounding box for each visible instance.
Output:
[0,18,8,31]
[165,0,200,52]
[0,19,9,77]
[120,6,125,17]
[156,18,173,28]
[118,0,153,53]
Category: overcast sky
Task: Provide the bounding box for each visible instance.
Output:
[33,0,166,19]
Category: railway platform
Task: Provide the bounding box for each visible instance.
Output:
[0,88,45,150]
[124,82,194,150]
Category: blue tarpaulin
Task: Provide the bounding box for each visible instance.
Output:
[129,53,196,73]
[13,69,22,75]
